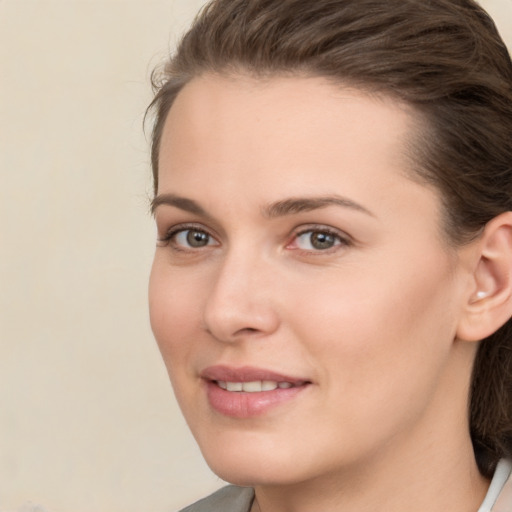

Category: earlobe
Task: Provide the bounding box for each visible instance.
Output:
[457,212,512,342]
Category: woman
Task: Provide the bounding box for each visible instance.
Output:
[147,0,512,511]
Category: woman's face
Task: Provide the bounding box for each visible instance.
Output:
[149,75,474,486]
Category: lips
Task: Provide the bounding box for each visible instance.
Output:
[200,365,311,418]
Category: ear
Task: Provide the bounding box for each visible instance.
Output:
[456,212,512,342]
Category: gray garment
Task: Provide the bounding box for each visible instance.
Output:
[179,485,254,512]
[180,459,512,512]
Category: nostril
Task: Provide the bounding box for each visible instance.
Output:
[236,327,260,335]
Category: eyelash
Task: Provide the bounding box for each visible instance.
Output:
[157,224,351,254]
[288,226,351,253]
[157,223,216,250]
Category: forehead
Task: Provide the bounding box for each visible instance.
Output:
[158,73,437,221]
[159,73,418,179]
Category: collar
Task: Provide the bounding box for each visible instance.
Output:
[479,459,512,512]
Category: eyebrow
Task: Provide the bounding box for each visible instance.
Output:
[151,193,374,218]
[151,194,210,217]
[262,195,374,218]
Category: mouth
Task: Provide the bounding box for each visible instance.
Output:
[215,380,307,392]
[200,366,311,418]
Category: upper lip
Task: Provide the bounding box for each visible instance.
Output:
[200,365,310,384]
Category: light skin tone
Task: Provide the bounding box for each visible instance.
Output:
[149,74,512,512]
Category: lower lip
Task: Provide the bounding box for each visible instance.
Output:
[205,381,308,418]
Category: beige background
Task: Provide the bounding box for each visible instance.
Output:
[0,1,511,511]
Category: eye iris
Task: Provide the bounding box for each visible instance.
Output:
[311,232,336,250]
[186,230,209,247]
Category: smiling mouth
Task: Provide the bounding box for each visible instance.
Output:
[215,380,308,392]
[203,368,311,417]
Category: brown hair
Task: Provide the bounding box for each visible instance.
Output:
[147,0,512,477]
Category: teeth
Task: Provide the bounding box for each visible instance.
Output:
[226,382,243,392]
[217,380,294,392]
[242,381,262,392]
[262,380,278,391]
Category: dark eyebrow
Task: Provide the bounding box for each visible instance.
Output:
[263,195,374,218]
[151,193,374,218]
[151,193,210,217]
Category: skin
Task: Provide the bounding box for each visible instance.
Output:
[149,74,490,512]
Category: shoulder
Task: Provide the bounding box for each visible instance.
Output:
[178,485,255,512]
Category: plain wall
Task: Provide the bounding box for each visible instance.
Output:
[0,1,511,511]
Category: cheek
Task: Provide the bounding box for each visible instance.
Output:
[291,262,452,340]
[148,259,202,373]
[286,253,459,403]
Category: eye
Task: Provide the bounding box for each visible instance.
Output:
[175,229,213,248]
[290,228,348,252]
[158,226,218,250]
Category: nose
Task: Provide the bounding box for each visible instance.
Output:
[202,250,280,343]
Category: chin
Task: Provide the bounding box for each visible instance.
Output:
[199,445,277,485]
[206,460,296,488]
[198,437,326,488]
[210,467,263,488]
